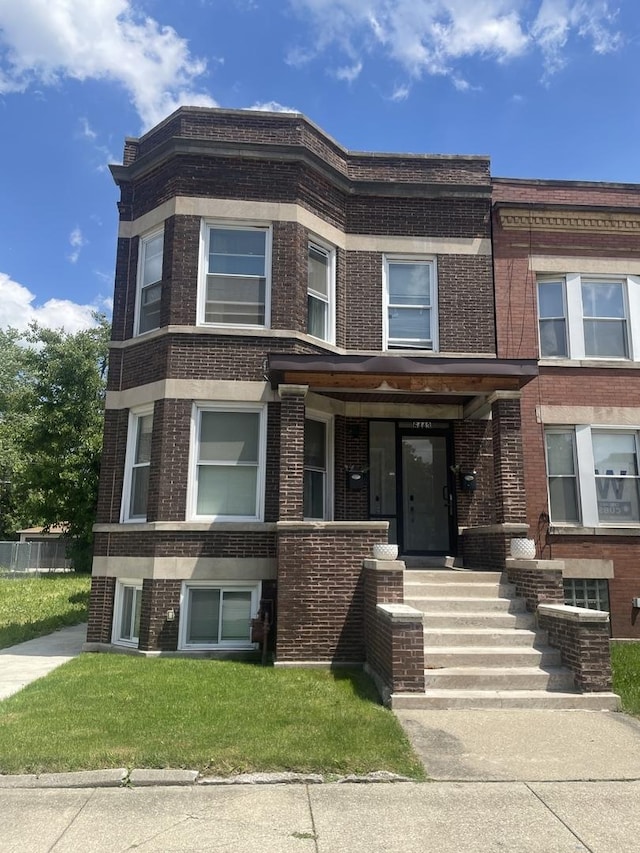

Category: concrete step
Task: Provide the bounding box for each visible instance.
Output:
[422,611,537,629]
[405,581,516,598]
[391,690,621,711]
[408,596,527,614]
[424,646,562,668]
[405,570,505,583]
[423,666,575,691]
[423,627,548,647]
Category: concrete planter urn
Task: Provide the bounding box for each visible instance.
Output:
[372,543,399,560]
[510,538,536,560]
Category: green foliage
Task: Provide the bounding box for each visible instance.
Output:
[611,642,640,717]
[0,657,425,778]
[0,573,90,649]
[0,319,110,568]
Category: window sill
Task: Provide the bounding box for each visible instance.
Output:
[539,358,640,370]
[549,525,640,537]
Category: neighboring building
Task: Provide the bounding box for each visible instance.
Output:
[87,107,537,662]
[493,179,640,639]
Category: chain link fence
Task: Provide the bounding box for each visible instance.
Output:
[0,541,72,575]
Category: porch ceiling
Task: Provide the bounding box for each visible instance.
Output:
[268,354,538,397]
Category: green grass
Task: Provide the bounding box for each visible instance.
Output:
[612,642,640,717]
[0,574,90,649]
[0,655,425,778]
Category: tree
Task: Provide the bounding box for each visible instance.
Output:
[0,318,110,570]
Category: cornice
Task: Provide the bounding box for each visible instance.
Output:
[498,206,640,234]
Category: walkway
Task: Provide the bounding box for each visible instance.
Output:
[0,623,86,700]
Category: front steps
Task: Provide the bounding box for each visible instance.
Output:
[397,569,619,711]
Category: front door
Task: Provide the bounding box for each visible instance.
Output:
[369,421,456,556]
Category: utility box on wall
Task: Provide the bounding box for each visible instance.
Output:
[459,468,477,491]
[346,470,368,491]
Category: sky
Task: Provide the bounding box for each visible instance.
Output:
[0,0,638,334]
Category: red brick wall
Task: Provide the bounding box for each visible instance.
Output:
[491,397,527,524]
[93,530,276,558]
[538,612,613,692]
[86,576,116,643]
[139,579,181,651]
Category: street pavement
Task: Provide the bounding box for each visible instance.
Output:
[1,626,640,851]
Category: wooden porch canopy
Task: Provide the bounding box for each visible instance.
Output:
[268,353,538,412]
[268,354,538,392]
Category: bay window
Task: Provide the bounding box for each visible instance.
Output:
[122,408,153,522]
[202,223,270,326]
[191,405,265,520]
[136,229,163,335]
[303,415,332,520]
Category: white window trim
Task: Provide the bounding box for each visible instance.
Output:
[112,580,143,648]
[178,580,260,650]
[198,220,272,329]
[303,410,334,521]
[546,425,640,528]
[188,402,267,522]
[383,255,438,352]
[307,238,336,345]
[134,227,164,337]
[121,405,154,523]
[538,274,640,361]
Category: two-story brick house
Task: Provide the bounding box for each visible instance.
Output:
[87,107,542,672]
[493,178,640,640]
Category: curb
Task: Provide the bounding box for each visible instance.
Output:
[0,769,414,789]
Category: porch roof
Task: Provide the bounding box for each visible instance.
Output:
[267,353,538,398]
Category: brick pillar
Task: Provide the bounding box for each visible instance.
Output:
[490,392,527,525]
[277,384,308,521]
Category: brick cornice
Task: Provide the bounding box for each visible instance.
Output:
[498,206,640,234]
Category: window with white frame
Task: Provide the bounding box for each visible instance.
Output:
[122,409,153,522]
[191,405,265,520]
[307,241,334,343]
[180,583,259,649]
[201,223,270,326]
[113,581,143,646]
[545,427,640,526]
[564,578,610,612]
[385,257,437,350]
[136,230,163,334]
[537,275,640,360]
[303,415,332,520]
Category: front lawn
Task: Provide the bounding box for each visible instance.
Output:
[0,574,90,649]
[611,642,640,717]
[0,655,425,778]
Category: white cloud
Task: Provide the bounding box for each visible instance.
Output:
[287,0,622,89]
[333,61,363,82]
[247,101,299,113]
[0,272,106,333]
[79,117,97,141]
[0,0,218,129]
[67,227,87,264]
[390,83,411,101]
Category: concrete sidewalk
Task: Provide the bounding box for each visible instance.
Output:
[0,623,86,700]
[2,781,640,853]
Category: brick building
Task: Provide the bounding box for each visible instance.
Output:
[85,108,624,706]
[493,178,640,640]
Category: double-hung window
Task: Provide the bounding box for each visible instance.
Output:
[303,415,332,520]
[307,241,334,343]
[113,581,142,646]
[122,408,153,522]
[538,275,638,360]
[545,427,640,527]
[202,224,270,326]
[136,230,163,334]
[180,583,259,649]
[385,257,437,350]
[191,405,265,520]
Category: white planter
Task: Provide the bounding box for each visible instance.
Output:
[372,543,399,561]
[510,538,536,560]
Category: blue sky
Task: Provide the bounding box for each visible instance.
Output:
[0,0,638,332]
